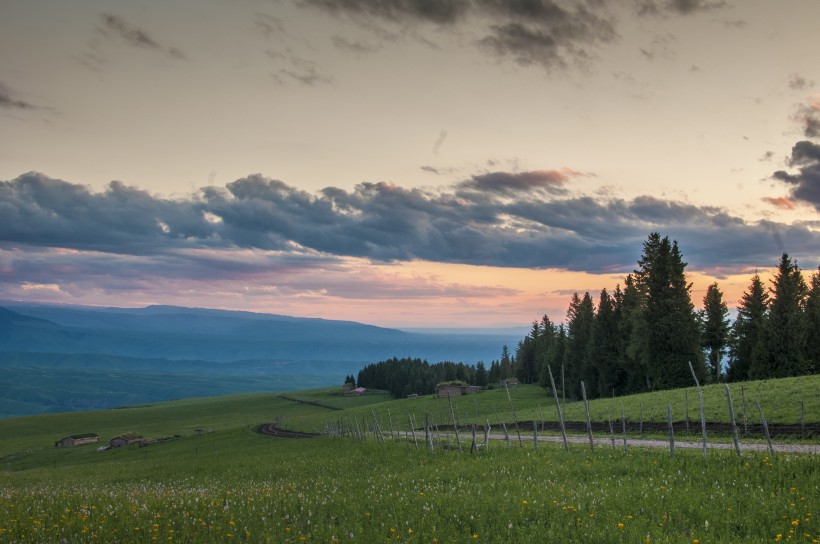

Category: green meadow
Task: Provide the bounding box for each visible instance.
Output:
[1,377,818,543]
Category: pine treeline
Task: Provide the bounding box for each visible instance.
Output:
[517,234,819,400]
[356,358,493,398]
[357,234,819,400]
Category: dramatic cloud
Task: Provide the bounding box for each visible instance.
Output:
[302,0,469,25]
[795,102,820,138]
[0,82,38,111]
[98,13,187,59]
[772,141,820,211]
[3,171,819,278]
[303,0,617,70]
[635,0,726,17]
[457,170,574,196]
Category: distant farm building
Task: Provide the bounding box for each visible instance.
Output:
[342,382,354,392]
[344,387,366,397]
[110,434,145,448]
[499,378,519,387]
[54,433,99,448]
[435,384,481,397]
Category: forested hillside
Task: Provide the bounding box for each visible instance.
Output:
[359,233,820,401]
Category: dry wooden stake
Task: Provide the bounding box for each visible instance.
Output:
[387,409,394,440]
[620,402,627,453]
[447,392,462,452]
[755,400,775,458]
[741,384,749,434]
[470,424,477,454]
[639,402,644,435]
[484,420,491,450]
[688,360,708,459]
[607,415,615,449]
[533,421,538,450]
[409,414,418,449]
[547,364,568,451]
[581,381,594,452]
[724,384,742,457]
[505,382,523,447]
[666,404,675,458]
[685,389,690,432]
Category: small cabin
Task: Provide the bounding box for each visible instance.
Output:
[499,378,520,387]
[436,385,464,398]
[54,433,99,448]
[110,434,144,448]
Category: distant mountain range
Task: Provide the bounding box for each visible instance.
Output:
[0,302,522,418]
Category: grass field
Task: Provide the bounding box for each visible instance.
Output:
[0,376,817,542]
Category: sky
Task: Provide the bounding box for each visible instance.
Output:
[1,0,820,329]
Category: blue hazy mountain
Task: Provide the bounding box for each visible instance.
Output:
[0,303,522,417]
[0,303,518,363]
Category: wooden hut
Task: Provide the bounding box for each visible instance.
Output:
[54,433,99,448]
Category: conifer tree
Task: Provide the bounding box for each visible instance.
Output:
[729,273,768,381]
[592,288,621,397]
[564,292,595,398]
[701,283,730,383]
[805,267,820,375]
[618,274,650,393]
[763,253,809,377]
[636,233,705,389]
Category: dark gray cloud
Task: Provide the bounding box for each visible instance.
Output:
[457,170,572,196]
[98,13,187,59]
[635,0,726,16]
[267,50,333,86]
[788,73,815,91]
[0,82,38,111]
[772,140,820,211]
[795,103,820,138]
[302,0,470,25]
[303,0,617,70]
[3,171,819,276]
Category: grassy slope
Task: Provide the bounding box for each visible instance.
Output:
[0,381,817,543]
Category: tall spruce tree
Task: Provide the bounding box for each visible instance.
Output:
[619,274,650,393]
[729,273,769,381]
[764,253,809,377]
[592,288,621,397]
[564,292,596,398]
[806,267,820,374]
[635,233,705,389]
[701,283,730,383]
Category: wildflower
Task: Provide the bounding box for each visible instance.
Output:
[617,523,625,529]
[473,533,478,539]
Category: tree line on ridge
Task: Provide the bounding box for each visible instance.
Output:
[357,232,819,399]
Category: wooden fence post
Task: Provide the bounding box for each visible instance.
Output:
[447,393,462,453]
[484,420,491,450]
[620,402,628,453]
[410,414,418,449]
[581,381,594,452]
[755,400,775,458]
[470,424,477,454]
[547,364,568,451]
[505,383,523,447]
[666,404,675,458]
[688,360,707,459]
[724,384,742,457]
[741,384,749,435]
[533,421,538,450]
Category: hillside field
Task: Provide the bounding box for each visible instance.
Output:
[0,376,817,542]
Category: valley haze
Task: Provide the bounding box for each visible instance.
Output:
[0,302,522,418]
